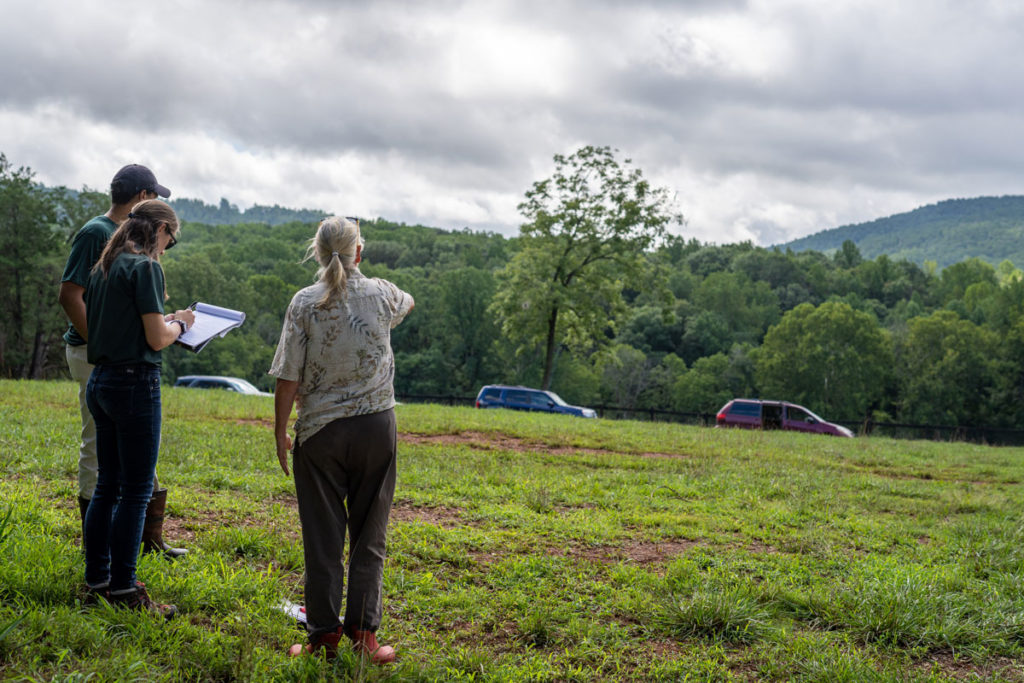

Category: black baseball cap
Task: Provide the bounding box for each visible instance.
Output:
[110,164,171,198]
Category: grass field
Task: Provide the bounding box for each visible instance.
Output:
[2,379,1024,681]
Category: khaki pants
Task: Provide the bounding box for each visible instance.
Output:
[67,344,158,499]
[293,409,397,636]
[66,344,98,499]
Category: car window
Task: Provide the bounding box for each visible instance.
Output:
[232,379,260,394]
[804,407,827,422]
[546,391,569,407]
[728,401,761,417]
[787,406,812,422]
[530,392,551,407]
[506,390,531,404]
[480,388,500,400]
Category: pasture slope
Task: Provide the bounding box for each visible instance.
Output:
[1,379,1024,681]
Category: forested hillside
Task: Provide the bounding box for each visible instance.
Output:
[781,196,1024,268]
[148,218,1024,431]
[5,151,1024,431]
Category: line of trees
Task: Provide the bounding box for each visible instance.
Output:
[0,154,107,378]
[3,148,1024,429]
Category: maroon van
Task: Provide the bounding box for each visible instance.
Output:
[715,399,853,437]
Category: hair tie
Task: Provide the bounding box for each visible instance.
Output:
[127,212,136,218]
[331,251,339,259]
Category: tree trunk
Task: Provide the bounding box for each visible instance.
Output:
[27,328,46,379]
[541,307,559,390]
[10,268,24,367]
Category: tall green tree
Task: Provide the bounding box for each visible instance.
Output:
[896,310,1002,426]
[491,146,682,389]
[597,344,651,410]
[436,267,500,392]
[672,343,759,413]
[756,301,892,419]
[0,155,67,378]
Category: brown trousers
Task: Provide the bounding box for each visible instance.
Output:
[293,409,397,636]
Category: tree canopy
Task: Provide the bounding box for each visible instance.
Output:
[490,146,682,389]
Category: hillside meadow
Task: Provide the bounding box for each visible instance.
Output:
[1,380,1024,681]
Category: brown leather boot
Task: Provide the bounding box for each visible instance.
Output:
[83,582,109,606]
[141,488,188,559]
[288,626,342,658]
[345,625,396,665]
[109,581,177,620]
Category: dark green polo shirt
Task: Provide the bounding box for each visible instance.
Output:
[61,215,117,346]
[84,253,166,366]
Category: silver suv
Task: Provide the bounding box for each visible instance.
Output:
[174,375,272,396]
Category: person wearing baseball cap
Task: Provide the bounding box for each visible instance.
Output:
[110,164,171,201]
[58,164,187,560]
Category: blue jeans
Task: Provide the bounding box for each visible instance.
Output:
[84,364,161,591]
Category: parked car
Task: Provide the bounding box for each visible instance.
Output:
[715,399,853,437]
[475,385,597,418]
[174,375,273,396]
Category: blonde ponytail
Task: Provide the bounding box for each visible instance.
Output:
[304,216,362,308]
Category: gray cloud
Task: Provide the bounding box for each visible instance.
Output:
[1,0,1023,244]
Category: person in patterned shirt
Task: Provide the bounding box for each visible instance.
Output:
[270,216,414,664]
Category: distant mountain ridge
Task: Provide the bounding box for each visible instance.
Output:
[778,196,1024,268]
[170,197,325,226]
[171,195,1024,270]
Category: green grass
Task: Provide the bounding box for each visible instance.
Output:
[2,379,1024,680]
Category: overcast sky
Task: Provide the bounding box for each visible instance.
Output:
[2,0,1022,245]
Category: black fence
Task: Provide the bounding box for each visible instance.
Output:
[395,394,1024,447]
[840,420,1024,447]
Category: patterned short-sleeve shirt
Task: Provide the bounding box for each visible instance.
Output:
[269,270,414,445]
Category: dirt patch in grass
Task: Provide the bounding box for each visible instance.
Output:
[449,619,523,655]
[558,536,789,568]
[162,495,302,545]
[400,431,685,460]
[552,538,701,566]
[162,516,203,545]
[735,538,782,555]
[914,653,1024,682]
[402,431,578,453]
[391,501,467,528]
[161,508,295,545]
[161,497,471,545]
[867,466,1001,486]
[234,418,273,428]
[461,536,707,571]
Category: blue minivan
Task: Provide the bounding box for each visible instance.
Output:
[475,385,597,418]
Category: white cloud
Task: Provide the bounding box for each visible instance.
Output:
[1,0,1023,244]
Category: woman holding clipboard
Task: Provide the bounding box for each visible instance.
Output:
[82,199,194,617]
